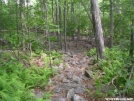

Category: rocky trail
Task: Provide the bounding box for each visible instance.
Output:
[33,40,101,101]
[50,51,95,101]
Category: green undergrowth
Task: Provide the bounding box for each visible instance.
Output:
[0,50,63,101]
[88,47,134,98]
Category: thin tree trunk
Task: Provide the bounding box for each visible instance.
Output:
[16,0,20,60]
[64,0,67,53]
[20,0,26,51]
[56,0,59,42]
[110,0,114,48]
[91,0,105,59]
[129,19,134,57]
[59,0,62,49]
[52,0,54,23]
[71,0,75,41]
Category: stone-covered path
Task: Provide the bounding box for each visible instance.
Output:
[50,51,95,101]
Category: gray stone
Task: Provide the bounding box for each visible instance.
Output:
[67,88,75,99]
[87,83,94,90]
[75,87,86,94]
[66,52,71,56]
[65,57,70,62]
[79,57,86,63]
[82,75,89,80]
[53,74,64,82]
[71,61,76,65]
[62,78,70,83]
[62,83,85,88]
[0,50,4,55]
[85,70,93,78]
[73,94,87,101]
[73,75,81,83]
[100,84,114,93]
[85,55,89,59]
[52,98,65,101]
[89,58,94,65]
[31,90,44,99]
[81,64,89,68]
[54,87,62,93]
[66,72,73,79]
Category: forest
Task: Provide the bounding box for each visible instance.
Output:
[0,0,134,101]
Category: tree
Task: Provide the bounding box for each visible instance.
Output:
[20,0,26,51]
[90,0,105,59]
[109,0,114,48]
[64,0,67,52]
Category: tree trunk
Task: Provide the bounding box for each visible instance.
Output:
[56,0,59,42]
[64,0,67,53]
[59,0,62,49]
[20,0,25,51]
[71,0,75,41]
[52,0,54,23]
[110,0,114,48]
[129,19,134,57]
[90,0,105,59]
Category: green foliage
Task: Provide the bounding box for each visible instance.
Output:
[49,36,58,42]
[90,47,134,97]
[0,53,53,101]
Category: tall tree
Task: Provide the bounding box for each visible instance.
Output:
[20,0,25,51]
[109,0,114,48]
[71,0,75,41]
[90,0,105,59]
[59,0,63,49]
[129,18,134,58]
[64,0,67,52]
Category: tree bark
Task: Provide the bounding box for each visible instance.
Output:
[20,0,26,51]
[64,0,67,53]
[56,0,59,42]
[90,0,105,59]
[59,0,63,49]
[71,0,75,41]
[110,0,114,48]
[129,18,134,57]
[52,0,54,23]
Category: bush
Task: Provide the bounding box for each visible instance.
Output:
[89,47,134,97]
[0,53,53,101]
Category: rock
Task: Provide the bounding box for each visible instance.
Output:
[67,88,75,99]
[31,90,44,99]
[62,83,85,88]
[0,50,4,55]
[85,55,89,59]
[87,83,94,90]
[59,63,64,70]
[53,74,64,81]
[85,70,93,78]
[79,57,86,63]
[66,52,71,56]
[73,94,87,101]
[75,87,86,94]
[100,84,114,93]
[65,57,70,62]
[89,58,95,65]
[53,66,63,71]
[81,64,89,68]
[71,61,76,65]
[52,98,65,101]
[54,86,62,93]
[62,78,70,83]
[66,72,73,79]
[73,75,81,84]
